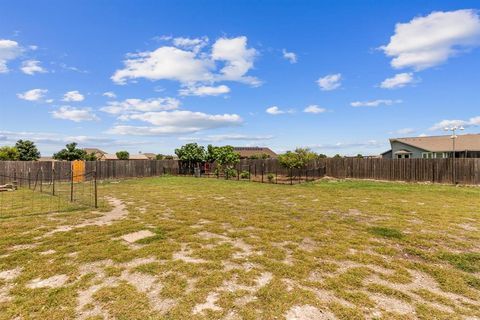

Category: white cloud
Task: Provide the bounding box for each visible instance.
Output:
[17,88,48,101]
[172,36,208,53]
[179,134,274,142]
[62,90,85,102]
[303,105,326,113]
[316,73,342,91]
[178,85,230,96]
[282,49,297,64]
[108,110,241,135]
[380,73,415,89]
[112,36,259,87]
[0,39,22,73]
[101,97,180,114]
[381,9,480,70]
[102,91,117,99]
[211,36,259,85]
[51,106,99,122]
[429,116,480,131]
[350,99,402,107]
[21,60,47,75]
[266,106,284,115]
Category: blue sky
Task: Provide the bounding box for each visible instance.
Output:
[1,0,480,156]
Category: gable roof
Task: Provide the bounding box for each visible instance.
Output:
[391,134,480,152]
[233,147,277,158]
[142,153,157,159]
[129,154,149,160]
[83,148,106,155]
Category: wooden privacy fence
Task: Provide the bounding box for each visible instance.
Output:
[0,158,479,185]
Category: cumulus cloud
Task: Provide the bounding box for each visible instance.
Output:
[303,105,326,113]
[51,106,99,122]
[103,91,117,99]
[381,9,480,70]
[316,73,342,91]
[380,73,415,89]
[112,36,259,87]
[178,85,230,96]
[21,60,47,75]
[100,97,180,114]
[266,106,284,115]
[350,99,402,107]
[62,90,85,102]
[17,88,48,101]
[282,49,297,63]
[429,116,480,131]
[0,39,22,73]
[108,110,241,135]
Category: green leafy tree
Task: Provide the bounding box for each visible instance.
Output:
[333,154,343,159]
[84,152,97,161]
[0,146,19,161]
[53,142,87,161]
[15,140,40,161]
[249,153,271,160]
[156,154,165,160]
[116,151,130,160]
[278,148,317,170]
[175,143,206,172]
[356,154,364,158]
[213,145,240,179]
[205,144,219,163]
[317,153,328,159]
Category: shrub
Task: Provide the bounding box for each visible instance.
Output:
[53,142,86,161]
[0,146,19,161]
[240,171,250,179]
[267,173,275,183]
[224,168,237,180]
[116,151,130,160]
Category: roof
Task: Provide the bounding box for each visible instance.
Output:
[129,154,149,160]
[142,153,157,159]
[101,154,118,160]
[394,149,412,155]
[233,147,277,158]
[391,134,480,152]
[83,148,106,155]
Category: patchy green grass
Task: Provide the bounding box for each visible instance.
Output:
[0,176,479,319]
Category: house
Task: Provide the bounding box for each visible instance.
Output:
[381,134,480,159]
[142,153,157,160]
[233,147,277,159]
[83,148,106,159]
[99,153,150,160]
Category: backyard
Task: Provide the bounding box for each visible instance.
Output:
[0,176,480,319]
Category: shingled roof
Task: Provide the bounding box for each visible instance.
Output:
[391,134,480,152]
[233,147,277,158]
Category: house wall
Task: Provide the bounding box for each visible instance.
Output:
[391,141,427,159]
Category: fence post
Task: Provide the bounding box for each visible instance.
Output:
[52,168,55,196]
[28,169,31,189]
[248,165,251,181]
[290,168,293,185]
[275,169,278,184]
[305,169,308,182]
[94,170,98,208]
[261,165,264,183]
[40,168,43,193]
[13,168,17,185]
[70,169,74,202]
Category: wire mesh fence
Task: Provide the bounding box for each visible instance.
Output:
[0,168,98,218]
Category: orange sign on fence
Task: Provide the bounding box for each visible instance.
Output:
[72,160,86,182]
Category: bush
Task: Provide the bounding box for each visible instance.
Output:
[116,151,130,160]
[240,171,250,179]
[267,173,275,183]
[224,168,237,180]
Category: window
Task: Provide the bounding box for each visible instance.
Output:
[422,152,433,159]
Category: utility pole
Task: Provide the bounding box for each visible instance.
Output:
[444,126,464,184]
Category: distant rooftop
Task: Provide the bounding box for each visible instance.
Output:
[391,134,480,152]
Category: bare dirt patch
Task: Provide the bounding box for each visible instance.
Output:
[27,274,68,289]
[121,230,155,243]
[285,305,337,320]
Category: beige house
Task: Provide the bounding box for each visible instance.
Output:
[98,153,150,160]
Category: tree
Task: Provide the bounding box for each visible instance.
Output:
[156,154,164,160]
[249,153,270,160]
[356,154,364,158]
[333,154,342,159]
[205,144,219,163]
[317,153,328,159]
[278,148,317,170]
[0,146,19,161]
[15,140,40,161]
[175,143,206,173]
[213,145,240,179]
[116,151,130,160]
[84,152,97,161]
[53,142,87,161]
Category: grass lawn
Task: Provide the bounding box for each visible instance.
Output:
[0,176,479,319]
